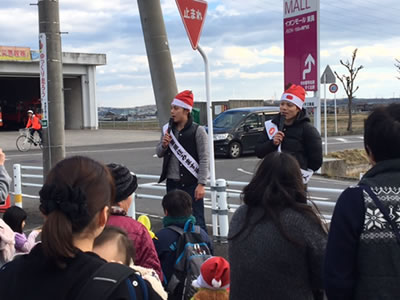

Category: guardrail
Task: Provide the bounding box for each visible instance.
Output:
[12,164,343,240]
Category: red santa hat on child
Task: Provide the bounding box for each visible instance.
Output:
[171,90,194,112]
[281,84,306,109]
[192,256,230,290]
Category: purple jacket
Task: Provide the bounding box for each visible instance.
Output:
[107,215,163,280]
[14,231,39,253]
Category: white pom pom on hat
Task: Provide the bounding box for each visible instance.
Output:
[192,256,230,290]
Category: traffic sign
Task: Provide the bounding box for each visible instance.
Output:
[283,0,319,91]
[329,83,338,94]
[176,0,207,50]
[321,65,336,84]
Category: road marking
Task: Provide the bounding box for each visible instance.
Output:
[335,138,348,142]
[237,168,253,175]
[6,146,157,159]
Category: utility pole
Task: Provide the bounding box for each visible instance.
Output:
[137,0,178,128]
[38,0,65,176]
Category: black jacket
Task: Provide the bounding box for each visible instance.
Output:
[255,110,322,171]
[0,243,162,300]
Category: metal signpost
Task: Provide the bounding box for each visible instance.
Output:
[283,0,320,132]
[321,65,336,154]
[329,83,339,133]
[176,0,225,238]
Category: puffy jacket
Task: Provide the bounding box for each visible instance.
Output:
[107,214,163,280]
[255,110,322,171]
[26,115,41,130]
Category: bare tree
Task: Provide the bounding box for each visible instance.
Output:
[334,48,363,132]
[395,58,400,80]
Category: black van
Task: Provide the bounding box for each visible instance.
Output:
[212,106,279,158]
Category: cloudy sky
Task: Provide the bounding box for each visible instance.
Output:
[2,0,400,107]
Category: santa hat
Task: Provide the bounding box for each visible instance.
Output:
[171,90,194,112]
[192,257,230,290]
[281,84,306,109]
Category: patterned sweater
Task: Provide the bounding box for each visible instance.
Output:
[324,158,400,300]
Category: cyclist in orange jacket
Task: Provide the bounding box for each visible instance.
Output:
[26,110,42,143]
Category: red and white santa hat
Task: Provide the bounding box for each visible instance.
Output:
[192,256,230,290]
[171,90,194,112]
[281,84,306,109]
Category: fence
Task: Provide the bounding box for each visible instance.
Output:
[12,164,344,240]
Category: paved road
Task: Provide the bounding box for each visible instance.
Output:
[2,137,359,230]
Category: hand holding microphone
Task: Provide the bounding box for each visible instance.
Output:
[162,118,173,149]
[273,115,286,146]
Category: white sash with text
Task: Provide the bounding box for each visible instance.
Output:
[163,123,199,178]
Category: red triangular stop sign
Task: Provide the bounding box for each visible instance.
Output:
[176,0,207,50]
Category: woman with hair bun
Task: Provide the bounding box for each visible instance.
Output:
[0,156,162,300]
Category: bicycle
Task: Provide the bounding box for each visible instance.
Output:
[16,129,43,152]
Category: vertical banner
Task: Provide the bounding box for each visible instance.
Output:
[283,0,319,91]
[39,33,48,128]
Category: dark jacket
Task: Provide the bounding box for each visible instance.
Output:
[255,110,322,171]
[107,214,163,280]
[228,205,327,300]
[158,117,199,185]
[324,158,400,300]
[153,222,213,285]
[0,243,162,300]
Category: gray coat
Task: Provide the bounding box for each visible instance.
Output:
[228,205,327,300]
[0,165,11,204]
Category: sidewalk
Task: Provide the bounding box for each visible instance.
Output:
[0,129,161,151]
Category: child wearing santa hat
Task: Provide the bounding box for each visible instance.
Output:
[191,256,230,300]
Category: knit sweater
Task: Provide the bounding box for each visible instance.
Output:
[324,158,400,300]
[228,205,327,300]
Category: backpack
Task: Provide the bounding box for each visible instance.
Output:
[76,262,149,300]
[167,219,212,300]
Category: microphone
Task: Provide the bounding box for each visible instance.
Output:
[167,118,173,134]
[278,115,286,131]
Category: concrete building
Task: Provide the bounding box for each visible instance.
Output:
[0,47,106,130]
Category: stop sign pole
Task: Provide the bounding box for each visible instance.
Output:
[175,0,223,238]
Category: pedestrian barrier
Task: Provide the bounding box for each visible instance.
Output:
[12,164,344,241]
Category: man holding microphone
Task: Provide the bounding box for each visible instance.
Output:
[255,84,322,183]
[156,90,209,232]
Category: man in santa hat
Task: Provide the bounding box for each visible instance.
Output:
[255,84,322,183]
[156,90,209,232]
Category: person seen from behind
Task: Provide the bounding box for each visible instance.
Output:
[191,256,230,300]
[26,109,42,142]
[324,103,400,300]
[0,148,11,204]
[255,84,322,183]
[94,226,167,300]
[154,190,213,294]
[228,152,327,300]
[2,206,40,254]
[0,156,162,300]
[106,163,163,280]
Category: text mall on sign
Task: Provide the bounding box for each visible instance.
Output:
[183,7,203,20]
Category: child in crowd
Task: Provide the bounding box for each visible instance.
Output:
[93,226,168,300]
[192,256,230,300]
[3,206,40,253]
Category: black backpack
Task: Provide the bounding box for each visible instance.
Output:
[76,262,149,300]
[166,219,212,300]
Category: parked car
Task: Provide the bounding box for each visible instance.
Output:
[211,106,279,158]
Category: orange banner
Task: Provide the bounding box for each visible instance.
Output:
[0,46,31,61]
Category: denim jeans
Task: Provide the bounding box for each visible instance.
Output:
[166,179,207,232]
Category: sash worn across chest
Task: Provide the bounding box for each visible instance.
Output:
[163,123,199,178]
